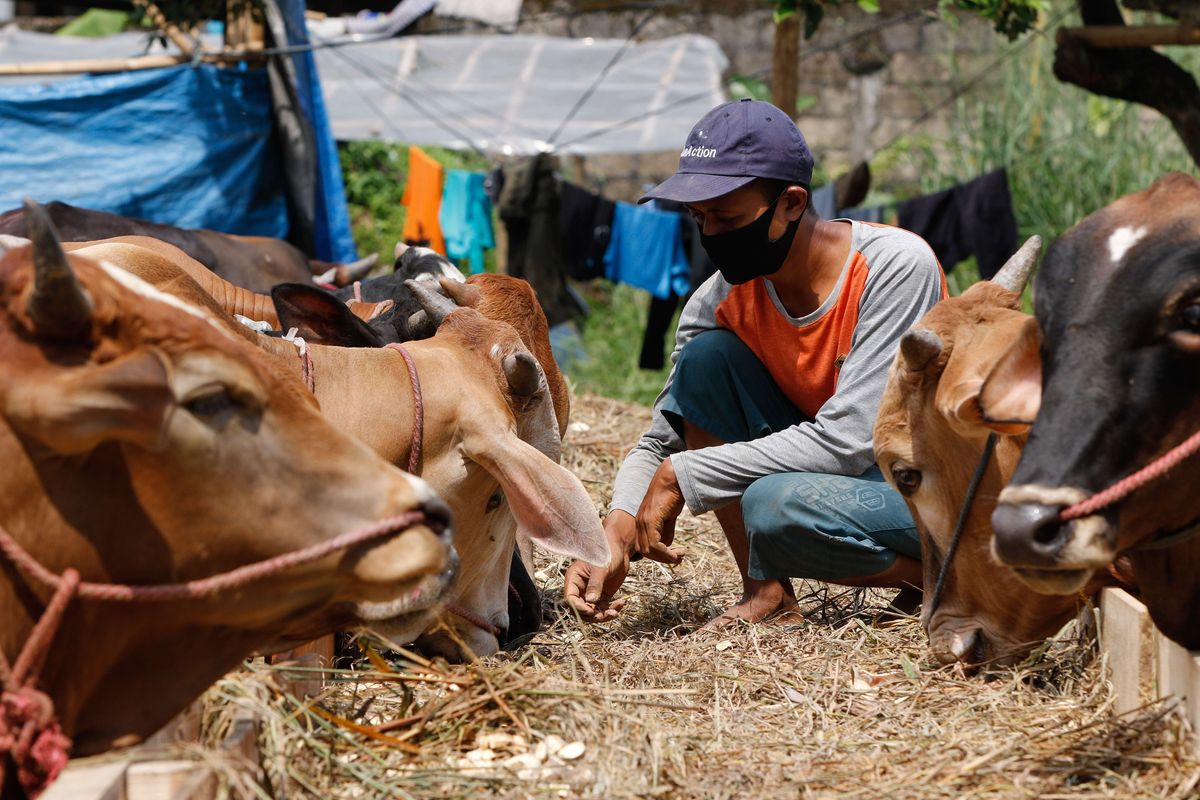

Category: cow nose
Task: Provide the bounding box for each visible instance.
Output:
[991,502,1068,566]
[419,494,454,543]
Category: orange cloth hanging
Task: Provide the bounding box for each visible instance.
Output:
[401,146,447,254]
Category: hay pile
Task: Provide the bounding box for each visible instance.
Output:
[197,393,1200,799]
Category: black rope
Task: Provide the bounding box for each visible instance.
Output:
[545,7,659,146]
[929,432,998,616]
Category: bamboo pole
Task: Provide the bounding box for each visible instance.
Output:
[1058,24,1200,48]
[0,54,189,76]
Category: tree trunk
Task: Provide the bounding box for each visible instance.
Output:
[772,12,801,119]
[1054,0,1200,166]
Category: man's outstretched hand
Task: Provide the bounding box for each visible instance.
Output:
[564,464,685,623]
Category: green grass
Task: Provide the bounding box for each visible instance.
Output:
[339,142,492,273]
[569,281,678,407]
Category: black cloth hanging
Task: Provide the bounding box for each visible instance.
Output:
[558,181,615,281]
[498,154,580,327]
[634,199,718,370]
[897,168,1018,280]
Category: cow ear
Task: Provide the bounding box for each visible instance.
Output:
[935,378,985,427]
[460,424,609,567]
[3,349,173,454]
[346,298,394,322]
[980,316,1042,433]
[271,283,386,348]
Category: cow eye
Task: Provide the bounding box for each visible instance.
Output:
[1179,302,1200,331]
[186,390,235,417]
[891,466,922,496]
[184,388,256,420]
[1169,299,1200,352]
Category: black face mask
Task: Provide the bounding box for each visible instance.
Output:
[699,193,804,285]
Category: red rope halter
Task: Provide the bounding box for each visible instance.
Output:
[383,344,501,639]
[384,343,423,475]
[0,510,437,796]
[1059,429,1200,521]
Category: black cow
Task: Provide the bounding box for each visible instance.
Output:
[0,201,376,293]
[983,172,1200,648]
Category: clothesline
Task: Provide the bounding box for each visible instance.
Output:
[401,146,1019,372]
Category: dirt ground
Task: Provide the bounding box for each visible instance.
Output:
[193,392,1199,800]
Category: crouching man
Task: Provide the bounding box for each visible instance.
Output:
[565,99,946,627]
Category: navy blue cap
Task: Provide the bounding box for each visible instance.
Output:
[639,98,815,205]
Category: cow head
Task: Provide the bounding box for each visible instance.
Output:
[325,242,467,342]
[986,174,1200,632]
[0,204,455,753]
[402,285,605,658]
[874,237,1088,665]
[261,275,604,660]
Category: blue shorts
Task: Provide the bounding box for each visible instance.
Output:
[660,329,920,582]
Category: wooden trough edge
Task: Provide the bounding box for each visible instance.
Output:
[44,635,335,800]
[1100,587,1200,751]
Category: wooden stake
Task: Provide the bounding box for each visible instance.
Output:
[771,11,801,119]
[0,54,188,76]
[1059,24,1200,48]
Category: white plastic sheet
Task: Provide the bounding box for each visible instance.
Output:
[314,33,729,154]
[0,26,729,155]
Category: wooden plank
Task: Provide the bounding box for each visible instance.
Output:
[125,760,211,800]
[1101,587,1149,716]
[1156,630,1192,709]
[42,759,127,800]
[1191,654,1200,754]
[270,634,335,700]
[1059,24,1200,49]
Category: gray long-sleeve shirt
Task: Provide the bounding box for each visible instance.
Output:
[610,220,946,516]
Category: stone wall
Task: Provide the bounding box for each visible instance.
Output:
[418,1,1001,201]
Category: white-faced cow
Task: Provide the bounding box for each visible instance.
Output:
[986,173,1200,649]
[70,238,605,660]
[0,204,455,793]
[875,238,1113,665]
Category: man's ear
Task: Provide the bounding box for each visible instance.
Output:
[980,316,1043,432]
[788,185,810,221]
[271,283,385,348]
[3,349,174,454]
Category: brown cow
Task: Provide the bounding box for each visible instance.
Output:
[0,201,378,293]
[874,238,1105,665]
[0,207,455,780]
[76,238,608,660]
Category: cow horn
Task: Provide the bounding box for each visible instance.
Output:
[24,198,91,339]
[338,253,378,285]
[900,328,943,371]
[991,235,1042,294]
[404,278,458,327]
[503,351,541,397]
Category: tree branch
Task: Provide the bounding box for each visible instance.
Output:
[1054,0,1200,165]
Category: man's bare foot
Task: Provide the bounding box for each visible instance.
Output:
[701,579,802,630]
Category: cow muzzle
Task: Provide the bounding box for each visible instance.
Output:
[991,489,1115,594]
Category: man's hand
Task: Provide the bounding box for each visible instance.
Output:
[564,511,635,622]
[635,458,686,559]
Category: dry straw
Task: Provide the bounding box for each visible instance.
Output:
[193,393,1199,799]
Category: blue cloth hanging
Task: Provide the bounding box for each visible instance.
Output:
[603,202,691,300]
[439,170,495,273]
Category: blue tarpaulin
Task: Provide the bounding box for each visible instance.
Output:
[277,0,357,263]
[0,63,290,238]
